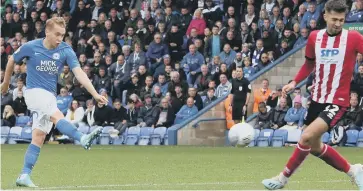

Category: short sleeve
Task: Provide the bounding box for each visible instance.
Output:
[305,30,317,60]
[245,80,252,93]
[13,43,31,64]
[65,47,80,70]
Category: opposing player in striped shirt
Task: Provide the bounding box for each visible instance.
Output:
[262,0,363,190]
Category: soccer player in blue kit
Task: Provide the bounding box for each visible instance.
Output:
[0,17,109,187]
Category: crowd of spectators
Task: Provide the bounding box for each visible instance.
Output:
[1,0,363,140]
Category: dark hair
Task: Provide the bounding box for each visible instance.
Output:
[325,0,347,13]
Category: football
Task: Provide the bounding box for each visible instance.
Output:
[228,122,255,147]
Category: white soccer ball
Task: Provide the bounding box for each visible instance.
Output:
[228,122,255,147]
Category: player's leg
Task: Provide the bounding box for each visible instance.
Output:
[262,117,329,190]
[51,109,102,150]
[16,113,50,187]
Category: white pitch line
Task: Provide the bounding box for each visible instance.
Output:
[39,180,350,190]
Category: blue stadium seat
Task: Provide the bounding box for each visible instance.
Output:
[321,132,330,144]
[16,116,30,127]
[99,126,114,145]
[248,129,260,147]
[74,125,90,145]
[150,127,167,145]
[257,129,274,147]
[286,129,302,143]
[15,126,32,143]
[345,130,359,147]
[271,129,288,147]
[113,128,128,145]
[357,130,363,147]
[164,128,169,145]
[125,126,140,145]
[8,126,23,144]
[1,126,10,144]
[138,127,154,145]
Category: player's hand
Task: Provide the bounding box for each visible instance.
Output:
[94,94,108,105]
[282,81,296,97]
[242,105,247,114]
[0,82,9,94]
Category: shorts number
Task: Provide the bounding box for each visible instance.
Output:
[324,105,339,119]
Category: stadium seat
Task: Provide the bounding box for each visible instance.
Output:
[1,126,10,144]
[138,127,154,145]
[8,126,23,144]
[286,129,302,143]
[164,128,170,145]
[321,132,330,144]
[15,116,30,127]
[345,130,359,147]
[125,126,140,145]
[15,126,32,143]
[74,125,90,145]
[248,129,260,147]
[257,129,274,147]
[271,129,288,147]
[99,126,114,145]
[150,127,167,145]
[357,130,363,147]
[113,128,128,145]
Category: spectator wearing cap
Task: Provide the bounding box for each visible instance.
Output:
[164,24,183,62]
[186,9,207,37]
[346,0,363,23]
[282,95,307,130]
[181,44,205,86]
[300,2,320,29]
[146,33,169,67]
[128,43,147,73]
[174,97,199,124]
[137,94,160,127]
[155,97,175,128]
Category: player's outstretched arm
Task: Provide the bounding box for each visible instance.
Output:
[1,55,15,93]
[72,67,108,104]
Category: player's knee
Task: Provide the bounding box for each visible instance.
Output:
[300,132,315,146]
[31,129,46,147]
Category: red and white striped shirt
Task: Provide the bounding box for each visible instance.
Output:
[294,29,363,107]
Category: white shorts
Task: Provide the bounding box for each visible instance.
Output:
[24,88,58,134]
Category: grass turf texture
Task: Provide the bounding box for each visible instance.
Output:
[1,145,362,190]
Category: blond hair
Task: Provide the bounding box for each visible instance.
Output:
[46,17,66,30]
[3,105,14,119]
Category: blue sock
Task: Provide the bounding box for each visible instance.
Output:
[55,119,83,142]
[21,144,40,174]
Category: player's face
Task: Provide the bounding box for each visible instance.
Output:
[324,11,345,35]
[46,24,66,47]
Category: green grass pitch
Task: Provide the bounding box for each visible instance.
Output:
[1,145,362,190]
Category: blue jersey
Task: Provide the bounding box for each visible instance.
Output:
[12,39,79,95]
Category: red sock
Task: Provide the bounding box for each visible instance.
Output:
[282,143,311,177]
[314,144,350,173]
